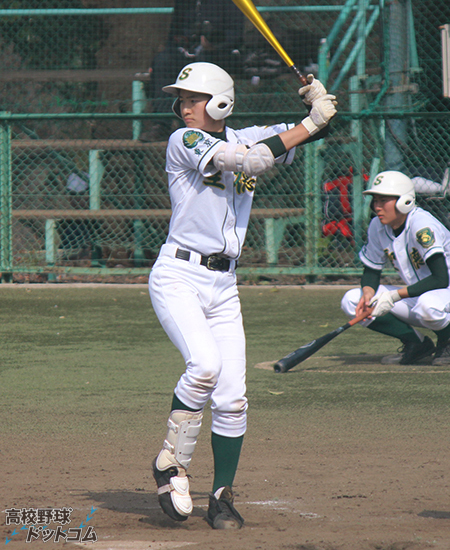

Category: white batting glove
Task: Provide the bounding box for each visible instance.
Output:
[369,290,401,317]
[301,94,337,135]
[298,74,327,105]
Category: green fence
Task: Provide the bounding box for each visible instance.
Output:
[0,1,449,282]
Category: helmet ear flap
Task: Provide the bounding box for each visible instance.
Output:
[172,97,182,119]
[173,94,234,121]
[396,194,415,214]
[206,94,234,120]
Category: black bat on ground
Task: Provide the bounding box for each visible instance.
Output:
[273,309,372,373]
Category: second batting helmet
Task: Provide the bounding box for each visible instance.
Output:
[162,62,235,121]
[363,171,416,214]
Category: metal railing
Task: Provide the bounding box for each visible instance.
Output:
[0,2,448,281]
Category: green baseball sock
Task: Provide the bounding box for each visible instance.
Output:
[211,432,244,493]
[171,393,201,412]
[368,313,421,343]
[434,323,450,345]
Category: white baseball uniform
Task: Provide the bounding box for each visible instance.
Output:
[341,206,450,331]
[149,123,294,438]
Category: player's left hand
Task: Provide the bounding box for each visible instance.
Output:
[311,94,337,123]
[301,94,337,135]
[369,290,401,317]
[298,74,327,105]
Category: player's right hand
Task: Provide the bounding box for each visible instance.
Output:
[356,287,375,317]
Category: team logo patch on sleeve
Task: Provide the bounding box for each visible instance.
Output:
[183,130,204,149]
[416,228,435,248]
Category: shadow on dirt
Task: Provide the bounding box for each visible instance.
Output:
[82,489,209,528]
[418,509,450,519]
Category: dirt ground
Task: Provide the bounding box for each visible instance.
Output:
[1,285,449,550]
[3,401,450,550]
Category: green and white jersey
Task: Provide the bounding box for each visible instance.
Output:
[165,123,294,259]
[360,207,450,286]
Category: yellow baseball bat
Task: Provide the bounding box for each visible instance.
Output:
[232,0,308,85]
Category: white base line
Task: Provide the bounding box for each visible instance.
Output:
[300,370,450,374]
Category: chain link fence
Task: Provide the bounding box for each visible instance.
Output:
[0,1,449,282]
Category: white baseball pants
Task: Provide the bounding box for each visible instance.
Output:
[341,285,450,331]
[149,244,247,438]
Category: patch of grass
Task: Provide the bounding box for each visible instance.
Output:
[1,287,449,439]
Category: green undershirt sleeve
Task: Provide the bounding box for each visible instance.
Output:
[360,265,381,292]
[407,253,449,297]
[360,254,448,297]
[258,134,287,158]
[258,124,332,159]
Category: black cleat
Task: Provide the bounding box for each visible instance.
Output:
[381,336,435,365]
[207,486,244,530]
[432,340,450,366]
[152,458,191,521]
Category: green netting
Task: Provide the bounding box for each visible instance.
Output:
[0,1,449,281]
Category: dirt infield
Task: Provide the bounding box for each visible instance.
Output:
[1,286,449,550]
[3,363,450,550]
[3,406,450,550]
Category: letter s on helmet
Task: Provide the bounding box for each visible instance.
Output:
[162,62,235,121]
[363,171,416,214]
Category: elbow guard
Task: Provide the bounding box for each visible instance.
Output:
[243,142,275,176]
[213,143,248,173]
[213,142,275,177]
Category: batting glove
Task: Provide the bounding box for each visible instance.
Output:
[301,94,337,135]
[369,290,401,317]
[298,74,327,105]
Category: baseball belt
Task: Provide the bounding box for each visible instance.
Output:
[175,248,236,272]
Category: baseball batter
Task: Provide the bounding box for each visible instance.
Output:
[148,61,336,529]
[341,170,450,365]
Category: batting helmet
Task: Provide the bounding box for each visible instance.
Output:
[363,171,416,214]
[162,62,235,121]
